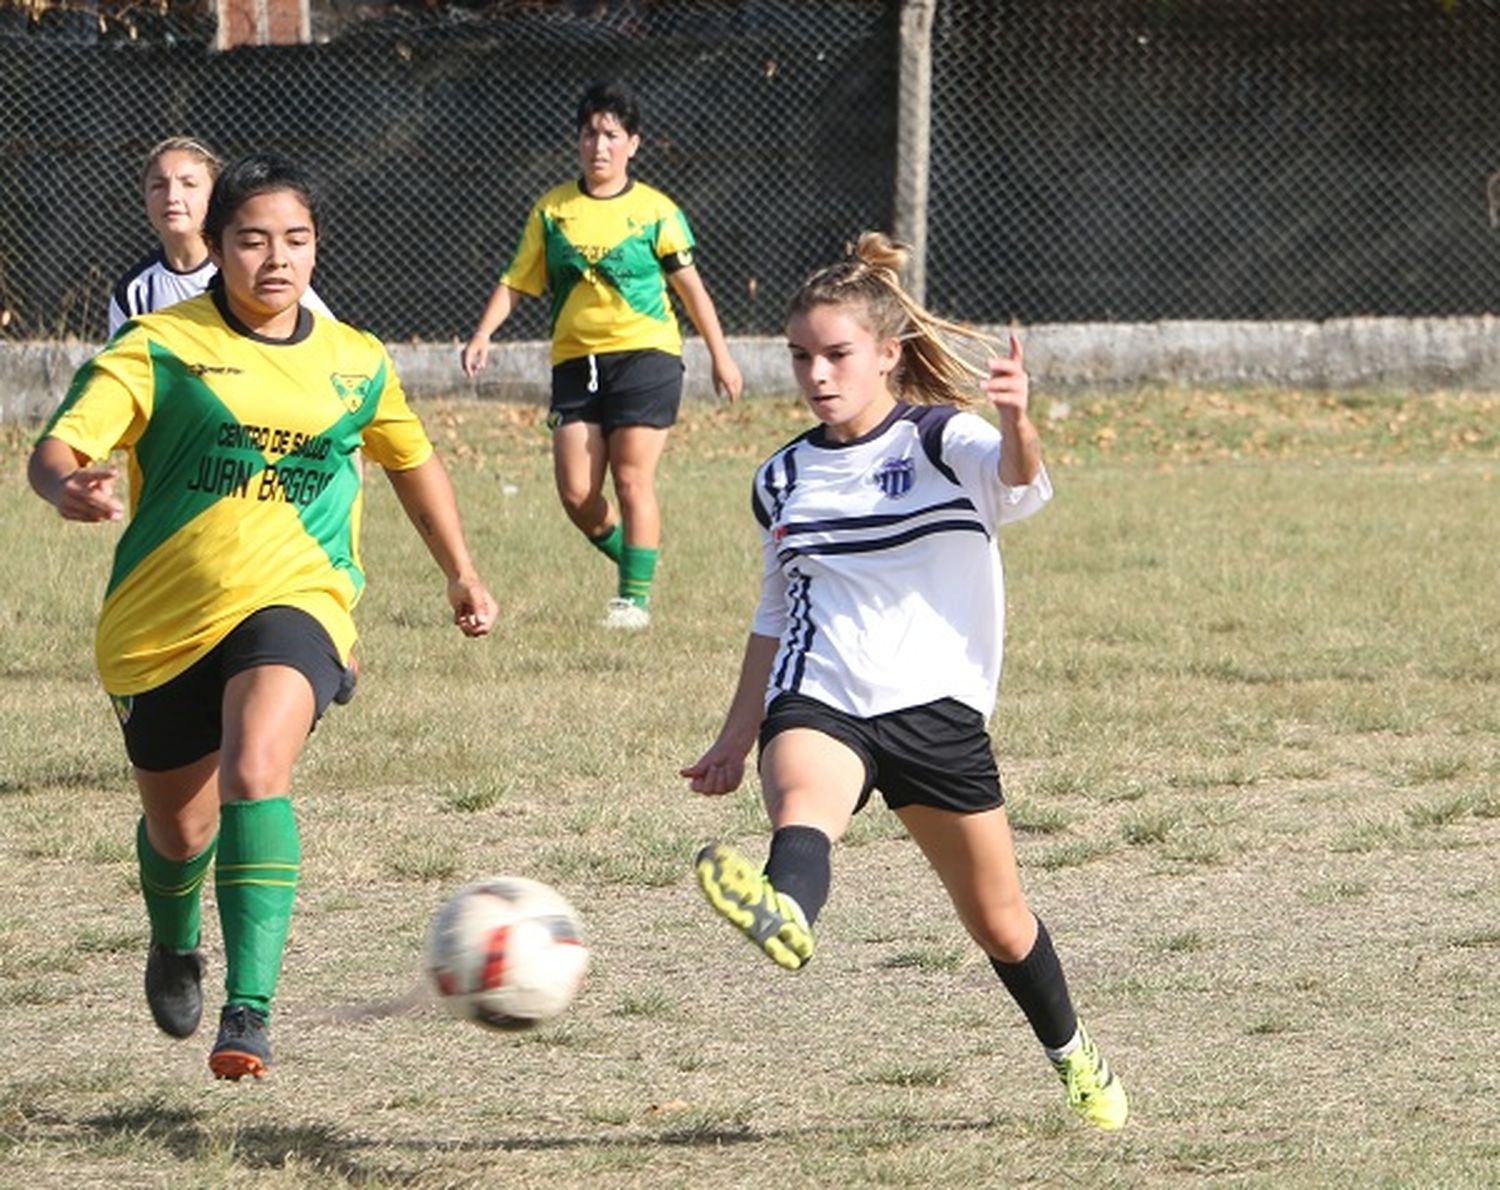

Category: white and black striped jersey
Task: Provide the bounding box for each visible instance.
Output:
[750,401,1051,720]
[107,250,333,336]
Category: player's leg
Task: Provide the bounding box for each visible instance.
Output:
[897,803,1128,1129]
[208,607,343,1080]
[549,359,619,562]
[134,756,219,1039]
[551,418,613,540]
[605,423,669,613]
[696,696,871,970]
[600,351,682,622]
[120,653,230,1041]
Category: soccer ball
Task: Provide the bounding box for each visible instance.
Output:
[425,876,589,1031]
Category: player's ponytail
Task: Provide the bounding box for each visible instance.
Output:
[789,230,1002,408]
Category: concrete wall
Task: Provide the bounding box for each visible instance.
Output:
[7,316,1500,423]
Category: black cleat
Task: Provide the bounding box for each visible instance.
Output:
[333,658,359,705]
[209,1005,271,1080]
[144,943,205,1038]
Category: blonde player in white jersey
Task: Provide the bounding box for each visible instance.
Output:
[683,232,1129,1131]
[108,137,331,335]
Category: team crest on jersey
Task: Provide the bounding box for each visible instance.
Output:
[870,457,916,498]
[330,373,375,413]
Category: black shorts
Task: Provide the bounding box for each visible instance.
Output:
[758,691,1004,815]
[548,349,684,433]
[108,606,350,773]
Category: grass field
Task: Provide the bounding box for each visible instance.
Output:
[1,388,1497,1188]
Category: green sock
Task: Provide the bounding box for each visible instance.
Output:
[216,797,301,1017]
[589,522,624,564]
[619,544,658,608]
[136,818,215,952]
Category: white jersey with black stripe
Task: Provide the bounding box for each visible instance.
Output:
[107,249,334,336]
[750,402,1052,720]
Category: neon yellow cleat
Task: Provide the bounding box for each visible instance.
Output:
[1052,1024,1129,1130]
[694,843,814,971]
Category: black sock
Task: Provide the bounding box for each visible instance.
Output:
[988,916,1079,1050]
[763,825,832,926]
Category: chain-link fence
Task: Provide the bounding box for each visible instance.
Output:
[928,0,1500,323]
[3,0,1500,345]
[0,0,897,342]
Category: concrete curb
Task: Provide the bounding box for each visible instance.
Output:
[7,316,1500,422]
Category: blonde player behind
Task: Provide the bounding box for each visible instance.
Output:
[108,136,332,334]
[461,79,742,630]
[683,233,1129,1130]
[30,154,497,1081]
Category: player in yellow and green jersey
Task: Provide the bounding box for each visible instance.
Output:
[462,80,743,630]
[29,154,498,1082]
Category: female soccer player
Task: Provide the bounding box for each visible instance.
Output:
[30,154,498,1081]
[108,137,331,334]
[682,233,1129,1130]
[461,80,742,630]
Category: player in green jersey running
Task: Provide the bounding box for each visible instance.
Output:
[31,154,498,1081]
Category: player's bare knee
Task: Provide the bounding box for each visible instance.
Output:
[967,902,1036,963]
[217,756,293,802]
[149,816,217,861]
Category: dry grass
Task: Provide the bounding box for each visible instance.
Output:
[1,388,1497,1187]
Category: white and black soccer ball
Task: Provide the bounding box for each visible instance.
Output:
[425,876,589,1031]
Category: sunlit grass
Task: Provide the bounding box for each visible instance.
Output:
[0,391,1496,1187]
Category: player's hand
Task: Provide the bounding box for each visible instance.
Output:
[681,741,747,796]
[55,465,124,523]
[460,335,490,379]
[448,575,498,637]
[981,332,1029,418]
[713,354,744,404]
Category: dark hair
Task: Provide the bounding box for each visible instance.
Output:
[576,80,641,136]
[202,154,321,250]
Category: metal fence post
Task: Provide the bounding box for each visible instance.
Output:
[895,0,935,304]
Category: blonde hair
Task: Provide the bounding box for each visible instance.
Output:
[787,231,1001,408]
[141,137,223,187]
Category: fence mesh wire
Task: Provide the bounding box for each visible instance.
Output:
[928,0,1500,324]
[3,0,1500,345]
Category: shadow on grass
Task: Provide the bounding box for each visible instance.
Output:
[78,1094,1027,1179]
[81,1100,407,1183]
[0,763,129,796]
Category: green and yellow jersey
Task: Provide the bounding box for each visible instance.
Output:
[500,179,696,365]
[41,291,433,696]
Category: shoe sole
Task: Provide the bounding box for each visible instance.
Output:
[695,846,812,971]
[209,1049,268,1081]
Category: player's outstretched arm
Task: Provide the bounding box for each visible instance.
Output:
[384,455,497,636]
[668,266,744,402]
[681,633,779,795]
[461,283,525,378]
[28,436,124,523]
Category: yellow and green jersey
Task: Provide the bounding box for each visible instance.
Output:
[500,178,696,365]
[41,291,433,696]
